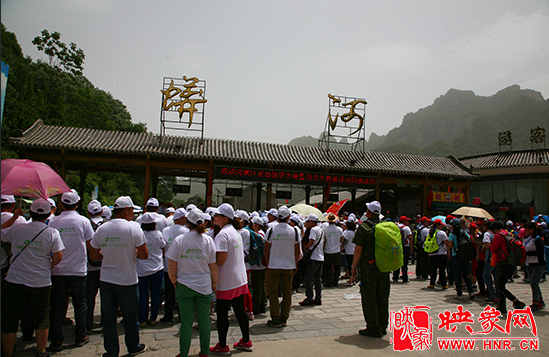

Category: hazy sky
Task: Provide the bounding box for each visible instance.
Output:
[2,0,548,144]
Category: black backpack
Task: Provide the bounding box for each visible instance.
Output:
[244,227,264,266]
[456,231,476,262]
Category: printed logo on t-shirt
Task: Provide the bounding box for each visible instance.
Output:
[180,248,205,260]
[101,236,128,248]
[274,233,292,242]
[17,240,45,252]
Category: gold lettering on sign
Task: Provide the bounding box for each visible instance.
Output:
[327,93,367,135]
[160,76,207,127]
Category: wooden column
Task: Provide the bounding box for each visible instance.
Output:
[152,175,158,198]
[376,173,381,201]
[206,168,214,208]
[351,188,356,214]
[78,165,87,213]
[144,155,151,207]
[256,183,262,211]
[465,181,471,206]
[305,185,311,205]
[422,178,429,214]
[60,149,67,180]
[322,186,328,212]
[266,184,272,208]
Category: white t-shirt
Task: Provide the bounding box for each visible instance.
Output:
[91,219,146,286]
[400,224,412,248]
[418,226,429,248]
[2,221,64,287]
[165,215,174,227]
[137,229,166,277]
[250,230,266,271]
[162,224,189,272]
[268,220,278,229]
[265,222,300,269]
[136,212,168,232]
[344,230,356,255]
[49,211,94,276]
[429,230,448,256]
[307,225,324,262]
[87,216,104,272]
[167,230,216,295]
[215,224,248,291]
[240,228,251,271]
[323,224,343,254]
[1,212,27,269]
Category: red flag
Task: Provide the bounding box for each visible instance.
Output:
[326,199,349,215]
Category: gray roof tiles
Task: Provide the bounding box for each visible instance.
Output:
[12,120,474,179]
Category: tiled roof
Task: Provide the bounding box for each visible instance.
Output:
[459,149,549,170]
[11,120,474,179]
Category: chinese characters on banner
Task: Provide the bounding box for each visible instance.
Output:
[432,192,465,203]
[214,166,376,188]
[390,305,538,351]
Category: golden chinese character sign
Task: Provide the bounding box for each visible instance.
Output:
[498,130,512,152]
[160,76,207,139]
[319,93,367,151]
[529,126,546,149]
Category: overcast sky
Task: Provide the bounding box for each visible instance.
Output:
[2,0,548,145]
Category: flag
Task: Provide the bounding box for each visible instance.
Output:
[326,199,349,215]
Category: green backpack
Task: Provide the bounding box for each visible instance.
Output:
[423,230,441,253]
[365,220,403,273]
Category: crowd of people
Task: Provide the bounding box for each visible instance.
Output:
[1,192,548,357]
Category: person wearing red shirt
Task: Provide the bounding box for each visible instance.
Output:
[490,221,526,314]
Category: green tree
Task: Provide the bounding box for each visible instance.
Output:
[32,29,85,76]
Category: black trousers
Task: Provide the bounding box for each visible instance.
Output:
[216,294,249,347]
[494,263,517,309]
[429,255,447,287]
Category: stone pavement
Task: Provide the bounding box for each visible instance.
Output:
[13,267,549,356]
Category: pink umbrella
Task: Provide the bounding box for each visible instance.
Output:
[1,159,72,199]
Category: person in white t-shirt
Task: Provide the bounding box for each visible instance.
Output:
[393,216,413,283]
[427,219,449,290]
[267,208,278,229]
[264,206,301,328]
[1,198,64,357]
[210,203,252,355]
[135,198,168,232]
[48,191,94,350]
[299,214,324,306]
[137,212,166,327]
[159,208,188,324]
[86,199,104,333]
[342,217,357,287]
[165,207,175,224]
[167,208,217,357]
[235,210,255,321]
[322,213,344,287]
[89,196,148,357]
[249,216,267,314]
[1,195,27,275]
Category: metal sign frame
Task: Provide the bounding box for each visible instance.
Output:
[159,76,207,142]
[319,93,367,151]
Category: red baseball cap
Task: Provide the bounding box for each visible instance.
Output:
[420,216,430,223]
[433,219,444,226]
[400,216,411,222]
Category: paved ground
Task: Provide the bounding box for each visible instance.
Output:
[12,266,549,356]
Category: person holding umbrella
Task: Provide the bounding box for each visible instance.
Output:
[1,199,65,357]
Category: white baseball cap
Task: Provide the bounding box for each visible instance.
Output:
[366,201,382,215]
[305,213,319,222]
[47,198,56,207]
[113,196,137,209]
[506,220,514,227]
[277,206,291,219]
[346,216,356,223]
[140,212,159,224]
[166,207,175,214]
[205,207,215,216]
[87,200,102,215]
[187,208,205,225]
[204,213,212,222]
[61,191,80,205]
[262,216,269,225]
[174,208,187,220]
[252,216,264,226]
[250,211,259,218]
[186,204,197,212]
[235,210,250,222]
[290,214,301,223]
[101,206,112,219]
[30,198,52,214]
[268,208,278,216]
[1,195,16,204]
[217,203,235,219]
[146,198,159,207]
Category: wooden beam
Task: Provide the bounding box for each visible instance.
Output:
[206,168,213,207]
[144,155,151,207]
[266,184,272,209]
[376,173,381,201]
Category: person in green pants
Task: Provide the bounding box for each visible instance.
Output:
[167,208,218,357]
[350,201,390,338]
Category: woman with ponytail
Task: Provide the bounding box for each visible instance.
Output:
[167,208,217,357]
